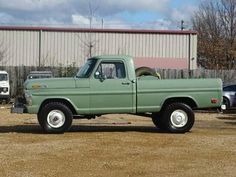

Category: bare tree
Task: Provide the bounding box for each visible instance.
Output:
[218,0,236,69]
[77,1,99,59]
[38,51,58,67]
[0,40,8,67]
[192,0,236,69]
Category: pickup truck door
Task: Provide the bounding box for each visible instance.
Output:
[89,60,135,114]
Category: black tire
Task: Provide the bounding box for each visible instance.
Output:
[162,103,195,133]
[135,67,161,79]
[6,98,10,104]
[38,102,73,133]
[37,113,44,127]
[151,113,166,130]
[223,97,230,110]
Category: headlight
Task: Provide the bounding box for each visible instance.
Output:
[3,87,8,93]
[24,91,32,106]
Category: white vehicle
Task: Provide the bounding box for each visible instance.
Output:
[0,71,10,102]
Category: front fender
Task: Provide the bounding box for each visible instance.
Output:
[27,96,77,114]
[37,97,78,115]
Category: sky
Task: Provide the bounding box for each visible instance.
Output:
[0,0,201,30]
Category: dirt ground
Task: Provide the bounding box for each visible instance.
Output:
[0,105,235,177]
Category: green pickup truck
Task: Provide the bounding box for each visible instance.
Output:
[12,55,223,133]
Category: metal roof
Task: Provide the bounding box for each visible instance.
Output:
[0,26,197,35]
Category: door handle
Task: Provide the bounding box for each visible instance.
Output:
[122,82,130,85]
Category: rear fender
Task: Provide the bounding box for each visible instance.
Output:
[161,97,198,112]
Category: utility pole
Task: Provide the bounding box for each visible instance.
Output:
[39,30,42,67]
[102,19,104,29]
[181,20,184,30]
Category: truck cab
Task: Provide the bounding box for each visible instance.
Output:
[0,70,10,103]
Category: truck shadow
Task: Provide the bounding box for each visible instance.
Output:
[0,124,168,134]
[0,124,42,134]
[216,114,236,125]
[70,125,166,133]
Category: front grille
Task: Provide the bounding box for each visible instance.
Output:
[0,87,8,93]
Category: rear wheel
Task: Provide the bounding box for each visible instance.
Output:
[38,102,73,133]
[162,103,195,133]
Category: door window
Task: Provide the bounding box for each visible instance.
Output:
[95,61,126,79]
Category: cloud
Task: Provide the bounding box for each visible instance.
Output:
[0,0,70,25]
[0,0,171,15]
[72,14,90,26]
[0,0,197,29]
[72,13,132,29]
[171,5,197,20]
[0,12,16,23]
[0,0,67,11]
[166,4,198,29]
[0,11,65,26]
[70,0,172,29]
[87,0,171,16]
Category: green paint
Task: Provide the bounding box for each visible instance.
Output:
[24,55,223,115]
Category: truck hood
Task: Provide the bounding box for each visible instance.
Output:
[24,77,76,90]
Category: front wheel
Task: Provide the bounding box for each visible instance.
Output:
[38,102,73,133]
[162,103,195,133]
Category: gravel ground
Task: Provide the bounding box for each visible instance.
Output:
[0,105,235,177]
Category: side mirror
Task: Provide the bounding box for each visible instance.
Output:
[95,71,105,82]
[95,71,100,77]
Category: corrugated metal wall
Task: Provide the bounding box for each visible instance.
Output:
[0,30,39,66]
[0,27,197,69]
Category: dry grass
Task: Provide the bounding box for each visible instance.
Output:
[0,105,235,177]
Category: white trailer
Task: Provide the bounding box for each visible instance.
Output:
[0,71,10,102]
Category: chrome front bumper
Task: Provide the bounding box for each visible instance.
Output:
[11,97,27,114]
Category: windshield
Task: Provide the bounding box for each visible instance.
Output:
[0,74,8,81]
[76,59,97,78]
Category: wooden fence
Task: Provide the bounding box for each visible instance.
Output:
[1,66,236,97]
[155,68,236,82]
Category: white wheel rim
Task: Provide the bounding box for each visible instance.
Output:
[47,110,65,128]
[170,109,188,128]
